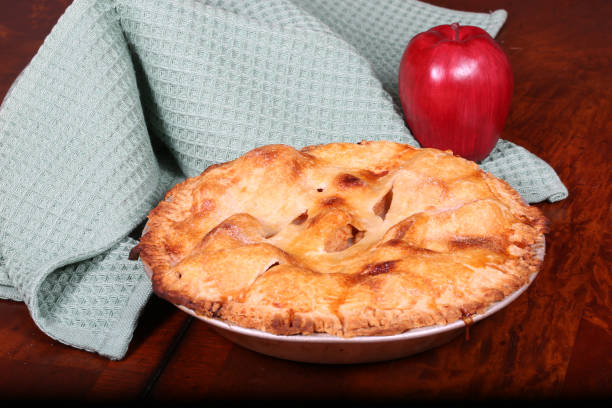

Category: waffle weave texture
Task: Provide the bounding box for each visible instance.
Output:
[0,0,567,359]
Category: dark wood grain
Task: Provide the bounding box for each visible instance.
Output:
[0,296,190,402]
[561,225,612,398]
[1,0,610,403]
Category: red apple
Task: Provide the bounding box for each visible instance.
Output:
[398,23,513,162]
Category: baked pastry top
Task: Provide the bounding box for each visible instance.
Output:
[135,141,547,337]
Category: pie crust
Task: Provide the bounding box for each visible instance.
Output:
[135,141,548,337]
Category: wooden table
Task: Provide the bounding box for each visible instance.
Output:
[1,0,610,403]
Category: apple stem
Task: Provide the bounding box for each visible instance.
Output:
[451,22,460,41]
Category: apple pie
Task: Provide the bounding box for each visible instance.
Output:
[134,141,547,337]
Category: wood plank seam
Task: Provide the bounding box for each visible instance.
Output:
[138,316,194,400]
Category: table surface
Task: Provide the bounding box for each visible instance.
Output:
[1,0,610,403]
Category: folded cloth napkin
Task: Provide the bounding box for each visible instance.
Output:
[0,0,567,359]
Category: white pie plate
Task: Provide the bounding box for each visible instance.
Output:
[142,237,544,364]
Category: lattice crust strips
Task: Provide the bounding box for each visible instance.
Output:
[136,141,548,337]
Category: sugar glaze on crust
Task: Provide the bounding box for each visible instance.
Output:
[135,141,548,337]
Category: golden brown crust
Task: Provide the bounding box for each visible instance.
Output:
[137,141,548,337]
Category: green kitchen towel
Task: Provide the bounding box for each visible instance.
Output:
[0,0,567,360]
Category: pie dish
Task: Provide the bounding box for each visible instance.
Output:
[134,141,548,340]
